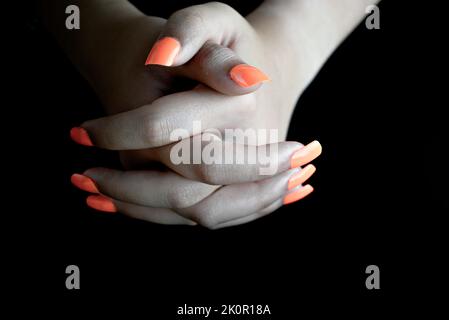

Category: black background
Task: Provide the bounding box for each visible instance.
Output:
[11,0,447,317]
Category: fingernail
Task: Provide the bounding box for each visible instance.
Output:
[287,165,316,191]
[290,140,322,168]
[229,64,270,87]
[70,127,93,146]
[145,37,181,66]
[71,174,99,193]
[86,195,117,213]
[283,185,314,205]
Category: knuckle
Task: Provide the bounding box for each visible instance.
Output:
[208,2,247,27]
[170,7,205,32]
[194,209,217,229]
[194,165,222,185]
[141,114,173,147]
[207,2,236,14]
[194,42,236,69]
[167,194,187,209]
[167,185,196,209]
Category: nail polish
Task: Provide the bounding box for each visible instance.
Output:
[145,37,181,66]
[71,174,99,193]
[290,140,322,168]
[229,64,270,87]
[287,165,316,190]
[86,195,117,213]
[70,127,93,146]
[283,185,314,205]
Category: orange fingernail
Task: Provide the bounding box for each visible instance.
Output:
[290,140,322,169]
[86,195,117,213]
[229,64,270,87]
[287,165,316,191]
[145,37,181,66]
[283,185,314,205]
[71,174,99,193]
[70,127,93,146]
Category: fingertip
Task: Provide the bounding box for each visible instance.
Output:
[86,195,117,213]
[71,173,99,193]
[229,64,270,88]
[70,127,94,146]
[145,37,181,66]
[290,140,323,169]
[287,165,316,191]
[283,184,314,205]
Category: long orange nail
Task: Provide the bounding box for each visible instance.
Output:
[290,140,322,168]
[86,195,117,213]
[70,127,93,146]
[288,165,316,190]
[283,185,314,205]
[71,174,99,193]
[229,64,270,87]
[145,37,181,66]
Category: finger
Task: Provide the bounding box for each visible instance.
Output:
[72,139,320,204]
[154,138,321,185]
[79,168,218,209]
[85,194,196,225]
[213,182,315,229]
[178,167,315,229]
[73,86,256,150]
[144,2,251,67]
[212,198,284,229]
[172,41,269,95]
[79,166,315,228]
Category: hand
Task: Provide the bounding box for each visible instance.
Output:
[67,2,322,228]
[42,0,378,227]
[75,146,318,229]
[73,2,318,181]
[77,2,306,147]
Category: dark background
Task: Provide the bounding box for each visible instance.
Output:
[11,0,446,317]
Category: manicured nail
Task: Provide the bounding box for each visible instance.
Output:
[290,140,322,169]
[70,127,93,146]
[288,165,316,191]
[71,174,99,193]
[283,185,314,205]
[229,64,270,87]
[86,195,117,213]
[145,37,181,66]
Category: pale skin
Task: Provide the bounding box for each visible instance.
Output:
[42,0,379,228]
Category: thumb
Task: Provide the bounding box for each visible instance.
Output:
[145,2,243,66]
[144,2,270,93]
[174,41,270,95]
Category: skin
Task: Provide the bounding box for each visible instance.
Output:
[42,0,379,228]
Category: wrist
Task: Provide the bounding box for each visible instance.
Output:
[247,2,309,102]
[86,15,165,114]
[46,0,151,87]
[71,6,148,85]
[250,0,379,93]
